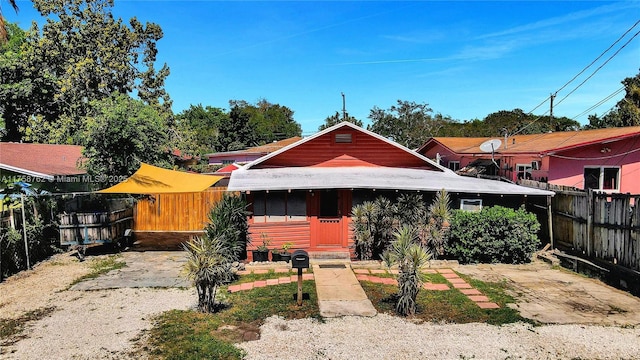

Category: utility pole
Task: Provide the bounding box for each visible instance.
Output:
[549,93,556,132]
[341,92,347,121]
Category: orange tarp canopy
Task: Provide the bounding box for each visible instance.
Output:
[99,163,223,194]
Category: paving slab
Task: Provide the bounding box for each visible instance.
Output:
[457,261,640,325]
[313,264,376,317]
[70,251,190,290]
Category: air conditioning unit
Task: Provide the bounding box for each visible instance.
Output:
[531,161,541,170]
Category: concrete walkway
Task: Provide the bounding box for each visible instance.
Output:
[70,251,190,290]
[312,261,377,318]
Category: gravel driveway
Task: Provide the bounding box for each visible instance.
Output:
[1,250,640,359]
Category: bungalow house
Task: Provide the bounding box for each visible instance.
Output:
[227,122,553,260]
[416,126,640,194]
[0,142,87,192]
[206,136,303,166]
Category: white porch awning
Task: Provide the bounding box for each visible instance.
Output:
[228,166,554,196]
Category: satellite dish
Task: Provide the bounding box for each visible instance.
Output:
[479,139,502,153]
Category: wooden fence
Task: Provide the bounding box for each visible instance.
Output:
[520,180,640,272]
[133,188,228,232]
[59,208,133,246]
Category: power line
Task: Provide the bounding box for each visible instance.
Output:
[555,29,640,108]
[555,19,640,96]
[549,145,640,161]
[513,20,640,136]
[572,86,625,120]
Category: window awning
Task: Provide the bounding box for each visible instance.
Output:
[98,163,223,194]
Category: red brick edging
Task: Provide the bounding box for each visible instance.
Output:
[356,268,500,309]
[227,269,314,293]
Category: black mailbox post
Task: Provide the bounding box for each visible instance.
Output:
[291,250,310,269]
[291,250,309,305]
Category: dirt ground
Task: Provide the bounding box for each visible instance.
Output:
[456,261,640,326]
[1,249,640,358]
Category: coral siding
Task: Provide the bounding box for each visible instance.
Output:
[548,139,640,193]
[247,222,311,251]
[255,129,436,169]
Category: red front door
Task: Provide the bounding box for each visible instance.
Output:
[312,190,351,248]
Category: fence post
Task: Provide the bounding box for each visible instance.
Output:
[21,194,30,270]
[587,189,595,256]
[547,195,554,249]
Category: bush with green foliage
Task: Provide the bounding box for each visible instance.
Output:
[1,195,60,280]
[1,226,23,280]
[351,191,450,260]
[203,193,249,261]
[351,197,394,260]
[445,206,541,264]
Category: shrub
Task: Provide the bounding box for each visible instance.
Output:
[184,193,249,313]
[1,226,24,280]
[203,193,249,261]
[445,206,541,264]
[351,197,394,260]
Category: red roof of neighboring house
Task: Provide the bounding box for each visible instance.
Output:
[206,136,303,158]
[0,143,86,179]
[245,136,303,153]
[418,126,640,155]
[214,163,240,174]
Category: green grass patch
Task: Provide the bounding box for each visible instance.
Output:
[234,270,294,283]
[361,271,532,325]
[0,306,56,345]
[146,267,534,359]
[69,255,126,286]
[146,278,319,359]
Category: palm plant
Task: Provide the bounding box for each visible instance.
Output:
[394,193,426,227]
[422,189,451,257]
[381,225,431,316]
[203,193,249,261]
[351,197,395,260]
[183,236,234,313]
[184,193,249,312]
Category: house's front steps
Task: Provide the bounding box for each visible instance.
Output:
[307,250,351,261]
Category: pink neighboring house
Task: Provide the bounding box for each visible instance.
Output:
[417,126,640,194]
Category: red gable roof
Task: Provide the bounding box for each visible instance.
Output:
[0,143,86,179]
[245,122,445,171]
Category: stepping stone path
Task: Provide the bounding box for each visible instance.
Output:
[355,268,500,309]
[227,268,313,293]
[227,266,499,309]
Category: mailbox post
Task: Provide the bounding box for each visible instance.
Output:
[291,250,310,306]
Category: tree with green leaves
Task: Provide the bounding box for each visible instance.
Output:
[81,93,173,189]
[216,99,302,151]
[318,111,363,131]
[2,0,171,143]
[0,21,59,141]
[175,104,229,157]
[481,109,579,136]
[586,71,640,129]
[368,100,455,149]
[0,0,18,42]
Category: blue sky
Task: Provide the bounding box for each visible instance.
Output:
[7,1,640,134]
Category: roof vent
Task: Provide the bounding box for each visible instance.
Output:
[335,133,352,143]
